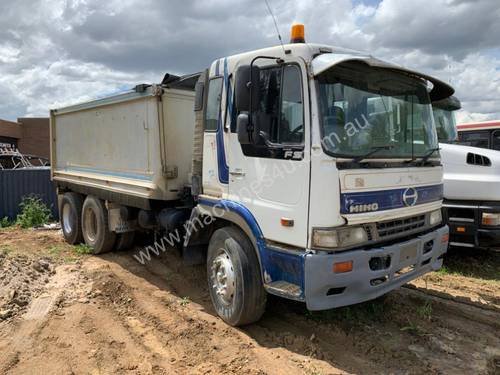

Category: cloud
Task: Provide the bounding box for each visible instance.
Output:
[0,0,498,123]
[364,0,500,59]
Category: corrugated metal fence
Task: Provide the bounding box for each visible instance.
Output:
[0,168,58,221]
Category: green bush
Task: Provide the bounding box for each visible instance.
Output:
[0,217,12,228]
[16,196,52,228]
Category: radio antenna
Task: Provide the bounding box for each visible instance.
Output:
[263,0,286,54]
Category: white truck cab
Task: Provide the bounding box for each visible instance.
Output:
[191,26,452,318]
[52,25,451,325]
[434,98,500,249]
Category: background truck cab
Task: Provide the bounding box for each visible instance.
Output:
[434,97,500,249]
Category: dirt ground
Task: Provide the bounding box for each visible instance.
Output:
[0,228,499,375]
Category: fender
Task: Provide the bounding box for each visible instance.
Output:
[197,197,306,301]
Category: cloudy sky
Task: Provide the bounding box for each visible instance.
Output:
[0,0,499,123]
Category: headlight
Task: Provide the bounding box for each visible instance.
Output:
[482,212,500,226]
[312,226,368,249]
[429,209,442,226]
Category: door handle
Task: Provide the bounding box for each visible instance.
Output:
[229,169,246,177]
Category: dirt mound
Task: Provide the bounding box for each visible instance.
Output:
[89,270,135,312]
[0,250,55,321]
[0,228,499,374]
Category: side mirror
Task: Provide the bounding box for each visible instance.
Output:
[237,113,251,144]
[235,65,261,112]
[193,81,204,112]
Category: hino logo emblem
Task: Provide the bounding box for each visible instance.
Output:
[349,202,379,213]
[403,187,418,207]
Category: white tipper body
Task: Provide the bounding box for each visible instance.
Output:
[51,88,195,202]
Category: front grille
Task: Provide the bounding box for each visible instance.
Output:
[365,225,374,241]
[376,214,426,238]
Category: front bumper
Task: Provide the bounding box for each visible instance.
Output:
[304,225,449,310]
[443,200,500,249]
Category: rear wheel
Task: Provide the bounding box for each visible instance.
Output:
[115,231,135,251]
[81,196,116,254]
[207,226,267,326]
[60,192,84,245]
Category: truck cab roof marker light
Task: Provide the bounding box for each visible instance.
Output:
[290,24,305,44]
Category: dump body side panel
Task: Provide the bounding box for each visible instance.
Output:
[51,88,195,203]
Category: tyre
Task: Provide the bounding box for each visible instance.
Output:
[60,192,84,245]
[207,226,267,326]
[81,196,116,254]
[115,231,135,251]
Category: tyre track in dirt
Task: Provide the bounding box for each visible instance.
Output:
[99,250,500,375]
[0,264,84,374]
[1,229,499,375]
[90,254,339,375]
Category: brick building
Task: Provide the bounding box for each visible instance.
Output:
[0,117,50,159]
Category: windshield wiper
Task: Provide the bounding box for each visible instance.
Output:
[406,147,440,165]
[352,145,395,163]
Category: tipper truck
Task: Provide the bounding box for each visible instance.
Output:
[51,25,452,325]
[433,97,500,249]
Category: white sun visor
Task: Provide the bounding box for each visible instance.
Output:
[311,53,455,102]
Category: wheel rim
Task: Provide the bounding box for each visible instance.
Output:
[84,207,98,243]
[211,249,236,305]
[62,203,73,234]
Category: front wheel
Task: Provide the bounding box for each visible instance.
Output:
[207,226,267,326]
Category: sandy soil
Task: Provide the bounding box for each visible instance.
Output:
[0,228,499,375]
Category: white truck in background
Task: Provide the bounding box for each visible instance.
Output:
[433,98,500,249]
[51,25,452,326]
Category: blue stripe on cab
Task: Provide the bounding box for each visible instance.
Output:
[340,184,443,214]
[214,58,229,184]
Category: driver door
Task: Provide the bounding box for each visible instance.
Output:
[228,61,310,248]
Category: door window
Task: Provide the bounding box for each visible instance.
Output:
[205,77,223,131]
[243,63,304,157]
[279,65,304,144]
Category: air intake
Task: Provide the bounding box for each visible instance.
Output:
[466,153,491,167]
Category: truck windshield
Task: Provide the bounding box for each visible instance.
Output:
[317,62,438,160]
[431,96,460,143]
[433,107,457,143]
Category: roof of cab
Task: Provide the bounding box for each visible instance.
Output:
[215,42,454,101]
[216,42,369,67]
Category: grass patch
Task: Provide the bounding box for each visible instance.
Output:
[400,320,425,336]
[179,297,191,306]
[416,301,433,321]
[73,244,93,255]
[48,246,63,256]
[435,265,463,277]
[440,248,500,281]
[0,245,13,254]
[16,196,51,229]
